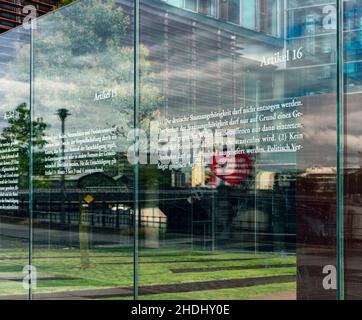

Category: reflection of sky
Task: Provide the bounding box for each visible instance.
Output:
[0,23,30,137]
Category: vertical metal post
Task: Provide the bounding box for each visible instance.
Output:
[254,80,260,254]
[133,0,140,301]
[336,0,345,301]
[28,25,34,301]
[211,191,215,251]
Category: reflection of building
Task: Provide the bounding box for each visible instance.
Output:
[162,0,282,37]
[299,166,337,192]
[191,150,206,187]
[0,0,58,33]
[256,171,275,190]
[191,163,205,187]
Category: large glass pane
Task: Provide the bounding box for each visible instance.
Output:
[0,26,30,299]
[289,0,339,300]
[138,0,337,300]
[30,0,135,299]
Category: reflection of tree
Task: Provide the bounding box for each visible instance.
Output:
[4,0,164,179]
[30,0,162,137]
[1,103,48,188]
[62,0,129,56]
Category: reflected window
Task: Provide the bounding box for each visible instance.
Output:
[219,0,240,24]
[198,0,217,17]
[241,0,256,30]
[167,0,184,8]
[185,0,197,11]
[259,0,280,36]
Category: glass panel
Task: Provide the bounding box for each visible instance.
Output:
[138,0,337,300]
[289,0,338,300]
[31,0,135,299]
[344,0,362,300]
[0,26,30,299]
